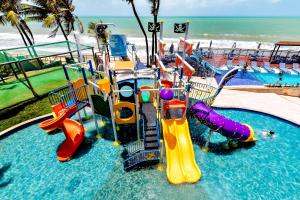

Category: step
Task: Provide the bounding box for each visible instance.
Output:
[144,130,157,137]
[145,126,157,131]
[124,150,160,171]
[145,142,159,149]
[145,136,157,142]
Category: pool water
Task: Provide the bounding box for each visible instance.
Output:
[215,71,300,86]
[1,109,299,199]
[253,72,300,85]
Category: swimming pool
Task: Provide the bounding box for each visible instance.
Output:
[253,72,300,85]
[215,71,300,86]
[1,109,299,199]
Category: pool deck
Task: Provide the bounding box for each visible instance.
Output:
[213,89,300,125]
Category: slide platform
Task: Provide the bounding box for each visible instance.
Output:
[162,118,201,184]
[39,104,85,161]
[190,102,256,142]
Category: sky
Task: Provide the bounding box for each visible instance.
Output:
[73,0,300,16]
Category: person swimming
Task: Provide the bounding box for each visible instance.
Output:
[261,130,275,138]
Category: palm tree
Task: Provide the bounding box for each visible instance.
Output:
[149,0,160,64]
[0,0,39,97]
[124,0,150,67]
[0,0,35,47]
[23,0,83,39]
[22,0,83,60]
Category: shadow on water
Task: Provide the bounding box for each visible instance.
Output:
[192,134,256,156]
[190,121,256,156]
[0,163,13,188]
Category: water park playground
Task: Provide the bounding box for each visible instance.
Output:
[1,23,300,200]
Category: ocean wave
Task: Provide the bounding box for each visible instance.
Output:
[1,32,299,56]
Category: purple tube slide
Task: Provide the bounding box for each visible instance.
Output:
[190,102,255,142]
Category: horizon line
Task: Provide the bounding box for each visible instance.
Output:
[77,15,300,17]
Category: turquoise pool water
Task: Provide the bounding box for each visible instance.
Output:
[253,72,300,85]
[0,109,299,200]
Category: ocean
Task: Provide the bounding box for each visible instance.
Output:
[1,16,300,55]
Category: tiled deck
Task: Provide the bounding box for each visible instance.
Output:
[213,89,300,125]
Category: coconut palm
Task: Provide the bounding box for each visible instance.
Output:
[149,0,160,63]
[0,0,40,97]
[22,0,83,40]
[124,0,150,67]
[0,0,35,46]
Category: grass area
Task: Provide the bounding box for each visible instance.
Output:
[0,66,81,109]
[0,97,51,132]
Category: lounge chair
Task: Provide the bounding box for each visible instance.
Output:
[239,60,245,67]
[250,61,260,72]
[227,60,233,69]
[263,62,274,73]
[251,61,267,73]
[292,63,300,74]
[279,63,291,74]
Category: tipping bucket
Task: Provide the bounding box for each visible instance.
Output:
[97,79,111,94]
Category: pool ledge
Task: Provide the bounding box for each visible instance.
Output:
[213,89,300,126]
[0,114,52,138]
[225,85,300,97]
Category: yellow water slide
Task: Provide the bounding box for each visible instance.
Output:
[162,118,201,184]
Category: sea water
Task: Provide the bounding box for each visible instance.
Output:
[1,16,300,54]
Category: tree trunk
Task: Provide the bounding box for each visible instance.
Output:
[16,25,34,58]
[154,0,160,55]
[57,19,74,60]
[151,32,155,64]
[19,25,44,67]
[130,3,150,67]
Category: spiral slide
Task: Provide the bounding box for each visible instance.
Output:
[39,104,85,161]
[162,118,201,184]
[190,102,256,142]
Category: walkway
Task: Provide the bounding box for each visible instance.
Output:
[213,89,300,125]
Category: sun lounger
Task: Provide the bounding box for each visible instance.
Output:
[251,61,267,73]
[292,63,300,74]
[227,60,233,69]
[279,63,290,74]
[263,62,274,73]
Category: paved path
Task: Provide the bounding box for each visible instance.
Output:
[213,89,300,125]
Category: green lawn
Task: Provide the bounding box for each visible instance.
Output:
[0,66,81,109]
[0,97,51,132]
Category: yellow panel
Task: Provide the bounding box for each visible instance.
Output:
[112,60,134,71]
[72,79,87,101]
[114,102,136,124]
[162,118,201,184]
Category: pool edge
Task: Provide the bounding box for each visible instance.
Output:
[213,105,300,127]
[0,114,52,139]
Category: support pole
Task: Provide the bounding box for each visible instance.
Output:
[204,129,213,151]
[108,95,119,145]
[134,75,140,141]
[159,21,164,40]
[81,66,100,135]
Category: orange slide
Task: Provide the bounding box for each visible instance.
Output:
[39,103,85,162]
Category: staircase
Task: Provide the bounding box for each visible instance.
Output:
[123,103,160,171]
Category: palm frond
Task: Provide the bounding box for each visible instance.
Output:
[74,15,84,33]
[43,14,57,28]
[49,25,60,38]
[0,14,7,25]
[6,10,18,25]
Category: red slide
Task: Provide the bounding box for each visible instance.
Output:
[39,104,85,161]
